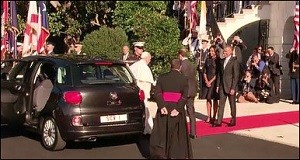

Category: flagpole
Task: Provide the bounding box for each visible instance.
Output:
[1,1,9,61]
[10,1,19,59]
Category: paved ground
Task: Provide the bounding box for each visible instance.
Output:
[148,98,299,148]
[1,98,299,159]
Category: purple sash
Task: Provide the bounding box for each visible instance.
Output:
[162,92,182,102]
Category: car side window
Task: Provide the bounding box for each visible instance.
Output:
[34,62,57,86]
[8,61,32,83]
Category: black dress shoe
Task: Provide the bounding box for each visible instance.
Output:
[227,122,236,127]
[210,118,215,124]
[189,134,197,139]
[212,123,221,127]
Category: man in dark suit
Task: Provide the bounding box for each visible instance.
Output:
[178,48,198,138]
[265,46,281,103]
[213,45,240,127]
[195,39,209,99]
[150,59,193,159]
[46,42,55,55]
[120,45,131,61]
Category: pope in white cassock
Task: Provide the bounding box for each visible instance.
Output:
[129,51,155,135]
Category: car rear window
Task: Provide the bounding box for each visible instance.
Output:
[78,63,134,84]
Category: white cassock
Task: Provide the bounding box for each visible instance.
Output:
[129,59,154,134]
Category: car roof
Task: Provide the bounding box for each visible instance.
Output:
[20,55,125,66]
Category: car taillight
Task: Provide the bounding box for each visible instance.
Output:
[63,91,82,105]
[139,90,145,101]
[72,115,83,126]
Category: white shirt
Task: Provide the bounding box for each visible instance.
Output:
[182,35,200,57]
[129,59,154,99]
[123,53,129,60]
[223,55,232,69]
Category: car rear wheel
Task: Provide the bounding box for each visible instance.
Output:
[41,117,66,151]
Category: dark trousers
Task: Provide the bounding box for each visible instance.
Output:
[216,86,236,125]
[186,97,196,136]
[271,74,280,100]
[291,78,299,103]
[198,70,204,98]
[217,2,226,20]
[206,6,213,26]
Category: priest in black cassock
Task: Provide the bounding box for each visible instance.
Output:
[149,59,193,159]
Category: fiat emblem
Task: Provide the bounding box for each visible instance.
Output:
[109,92,118,100]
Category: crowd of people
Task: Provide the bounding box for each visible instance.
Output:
[1,28,298,159]
[122,33,298,158]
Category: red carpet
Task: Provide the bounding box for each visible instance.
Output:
[187,111,299,137]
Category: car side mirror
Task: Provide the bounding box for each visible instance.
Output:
[1,72,9,80]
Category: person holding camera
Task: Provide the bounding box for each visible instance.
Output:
[249,53,267,79]
[237,70,258,103]
[231,36,247,65]
[265,46,281,103]
[255,72,276,104]
[213,33,226,59]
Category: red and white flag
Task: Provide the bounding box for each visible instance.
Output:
[293,3,299,54]
[189,1,198,30]
[22,1,39,56]
[1,1,8,60]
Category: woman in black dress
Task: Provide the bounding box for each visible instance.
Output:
[201,45,220,123]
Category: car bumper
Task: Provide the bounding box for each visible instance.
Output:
[59,122,144,141]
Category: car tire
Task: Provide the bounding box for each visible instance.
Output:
[41,117,66,151]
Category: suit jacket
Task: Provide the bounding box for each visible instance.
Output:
[120,53,132,61]
[286,51,299,78]
[180,59,198,97]
[233,46,242,64]
[267,52,280,76]
[216,56,240,94]
[195,48,209,71]
[47,51,55,55]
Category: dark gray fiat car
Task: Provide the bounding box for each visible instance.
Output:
[1,55,145,151]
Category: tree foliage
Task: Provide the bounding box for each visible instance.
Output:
[13,1,185,78]
[82,26,128,59]
[113,1,183,78]
[15,1,116,42]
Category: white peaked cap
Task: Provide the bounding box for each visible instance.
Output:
[17,42,23,46]
[141,51,151,59]
[133,41,145,47]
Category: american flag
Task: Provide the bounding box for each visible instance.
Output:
[190,1,198,30]
[293,3,299,54]
[1,1,8,61]
[37,1,49,53]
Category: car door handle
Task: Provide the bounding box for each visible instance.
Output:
[14,85,22,91]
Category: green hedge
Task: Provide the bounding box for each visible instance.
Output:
[82,26,128,60]
[113,1,184,79]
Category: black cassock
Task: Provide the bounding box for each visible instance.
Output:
[150,70,193,159]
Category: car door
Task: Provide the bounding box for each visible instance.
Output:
[1,59,34,124]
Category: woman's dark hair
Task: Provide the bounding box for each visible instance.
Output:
[209,45,219,57]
